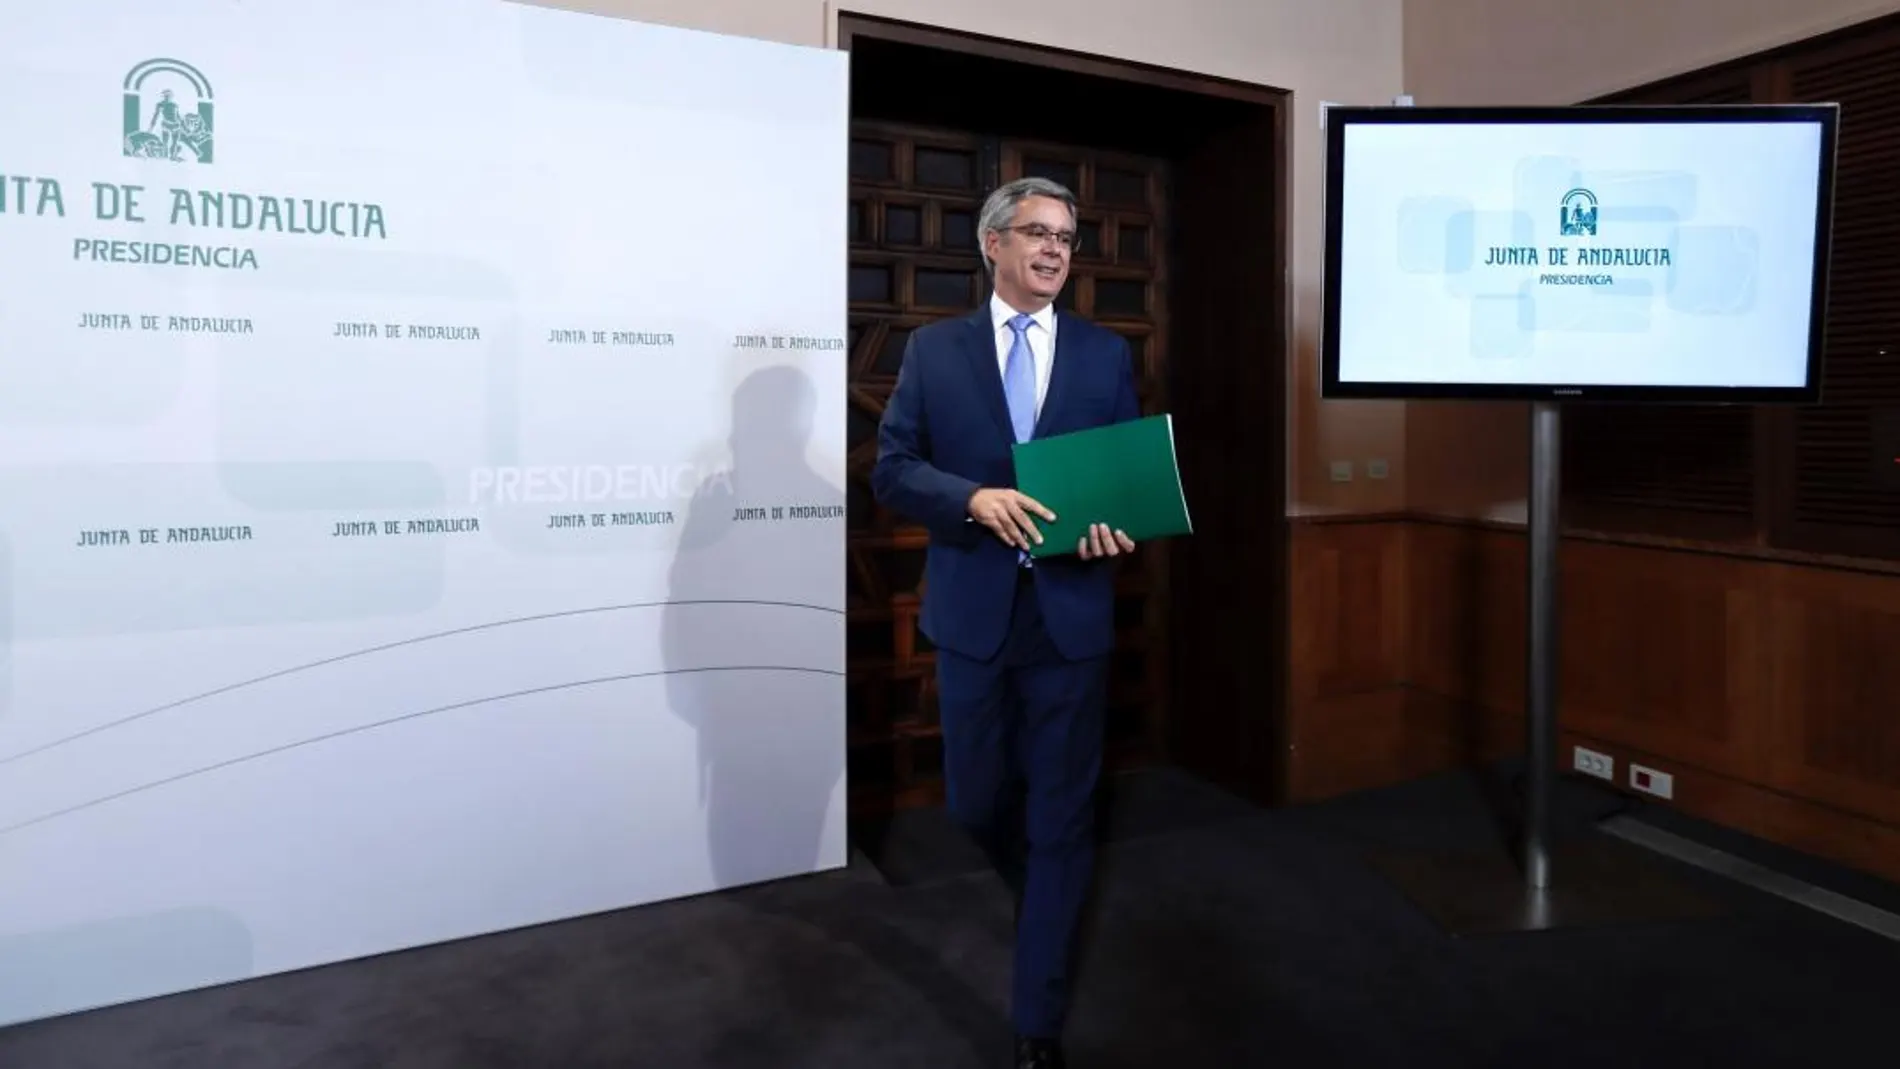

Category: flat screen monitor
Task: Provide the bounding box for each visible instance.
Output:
[1320,104,1838,403]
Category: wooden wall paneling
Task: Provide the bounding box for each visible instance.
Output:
[1593,60,1761,106]
[1288,519,1406,701]
[1403,520,1525,717]
[1780,29,1900,560]
[1397,521,1527,776]
[1762,561,1900,828]
[1555,540,1773,782]
[1287,519,1528,801]
[1290,514,1900,886]
[1286,519,1408,801]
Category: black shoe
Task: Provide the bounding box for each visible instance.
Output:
[1015,1036,1065,1068]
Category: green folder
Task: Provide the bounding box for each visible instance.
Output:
[1012,413,1194,558]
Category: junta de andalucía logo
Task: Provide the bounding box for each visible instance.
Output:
[122,58,215,164]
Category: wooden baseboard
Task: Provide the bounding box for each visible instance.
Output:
[1289,512,1900,889]
[1560,729,1900,887]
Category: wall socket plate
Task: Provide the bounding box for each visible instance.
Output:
[1366,459,1389,480]
[1629,763,1675,799]
[1329,460,1353,483]
[1874,408,1900,489]
[1572,745,1614,781]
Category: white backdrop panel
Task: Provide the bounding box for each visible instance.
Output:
[0,0,849,1027]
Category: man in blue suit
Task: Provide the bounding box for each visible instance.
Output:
[872,176,1139,1069]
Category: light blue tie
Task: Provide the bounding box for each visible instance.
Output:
[1003,314,1036,566]
[1003,314,1037,443]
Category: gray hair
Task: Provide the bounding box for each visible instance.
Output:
[978,176,1077,273]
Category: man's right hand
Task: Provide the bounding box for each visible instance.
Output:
[967,488,1055,550]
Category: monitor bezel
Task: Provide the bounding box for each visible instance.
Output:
[1318,103,1840,404]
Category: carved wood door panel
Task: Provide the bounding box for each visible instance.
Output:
[845,121,1172,813]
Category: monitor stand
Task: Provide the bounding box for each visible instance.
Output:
[1362,402,1725,936]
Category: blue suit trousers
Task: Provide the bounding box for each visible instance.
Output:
[936,567,1107,1039]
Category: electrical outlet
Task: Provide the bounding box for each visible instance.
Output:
[1629,763,1675,799]
[1572,745,1614,781]
[1329,460,1353,483]
[1366,458,1389,480]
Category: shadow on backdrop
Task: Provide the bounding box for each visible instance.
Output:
[661,364,848,891]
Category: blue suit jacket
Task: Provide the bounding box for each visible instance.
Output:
[871,305,1141,663]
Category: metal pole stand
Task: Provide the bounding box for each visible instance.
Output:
[1362,403,1724,936]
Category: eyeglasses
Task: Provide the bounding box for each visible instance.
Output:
[1000,224,1077,251]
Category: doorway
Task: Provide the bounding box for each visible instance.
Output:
[838,14,1290,813]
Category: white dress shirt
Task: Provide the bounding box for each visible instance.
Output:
[989,292,1056,421]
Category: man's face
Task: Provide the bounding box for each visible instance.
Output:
[985,195,1074,308]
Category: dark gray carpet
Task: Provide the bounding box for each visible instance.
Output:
[4,765,1898,1068]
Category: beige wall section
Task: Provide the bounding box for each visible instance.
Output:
[1402,0,1900,518]
[519,0,1410,513]
[1405,0,1900,106]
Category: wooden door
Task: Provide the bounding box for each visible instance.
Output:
[845,120,1172,814]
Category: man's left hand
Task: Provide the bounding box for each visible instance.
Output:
[1078,523,1136,560]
